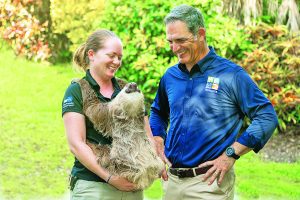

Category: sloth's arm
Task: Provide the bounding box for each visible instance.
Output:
[84,102,113,137]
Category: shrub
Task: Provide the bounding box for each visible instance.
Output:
[50,0,104,61]
[239,23,300,131]
[98,0,253,108]
[0,0,51,61]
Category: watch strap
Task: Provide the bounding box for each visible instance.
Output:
[231,153,240,160]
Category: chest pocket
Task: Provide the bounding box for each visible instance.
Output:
[189,88,222,121]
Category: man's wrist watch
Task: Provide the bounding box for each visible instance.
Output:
[225,146,240,160]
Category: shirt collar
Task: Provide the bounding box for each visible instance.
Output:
[85,69,119,91]
[85,69,99,89]
[178,46,216,74]
[196,46,216,73]
[178,63,200,75]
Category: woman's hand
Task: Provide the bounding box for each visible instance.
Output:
[154,136,171,181]
[108,175,137,192]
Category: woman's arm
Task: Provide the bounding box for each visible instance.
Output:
[63,112,136,191]
[144,116,156,148]
[144,116,170,181]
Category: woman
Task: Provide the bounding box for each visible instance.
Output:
[62,30,150,199]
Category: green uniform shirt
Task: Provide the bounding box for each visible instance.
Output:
[62,70,122,182]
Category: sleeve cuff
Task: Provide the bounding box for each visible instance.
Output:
[151,128,166,141]
[237,131,262,153]
[62,109,83,117]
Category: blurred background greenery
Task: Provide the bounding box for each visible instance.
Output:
[0,0,299,199]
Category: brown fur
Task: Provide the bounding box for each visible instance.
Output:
[76,79,164,190]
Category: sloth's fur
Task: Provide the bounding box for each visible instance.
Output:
[76,79,164,190]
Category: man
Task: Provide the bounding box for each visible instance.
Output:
[149,4,278,200]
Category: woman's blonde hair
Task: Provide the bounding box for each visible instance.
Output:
[73,30,119,71]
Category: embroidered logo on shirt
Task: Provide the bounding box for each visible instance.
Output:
[205,76,220,93]
[63,96,74,108]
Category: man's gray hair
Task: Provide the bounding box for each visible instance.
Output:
[164,4,205,35]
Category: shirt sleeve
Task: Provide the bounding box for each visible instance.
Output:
[149,76,170,140]
[232,69,278,152]
[62,82,83,116]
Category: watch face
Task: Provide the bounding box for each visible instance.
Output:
[226,147,234,156]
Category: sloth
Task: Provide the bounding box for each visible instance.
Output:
[77,79,164,190]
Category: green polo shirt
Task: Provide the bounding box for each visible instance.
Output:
[62,70,123,182]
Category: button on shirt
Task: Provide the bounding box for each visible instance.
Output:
[150,46,278,168]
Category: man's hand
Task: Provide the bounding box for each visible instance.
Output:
[198,153,235,185]
[199,142,252,185]
[154,136,172,181]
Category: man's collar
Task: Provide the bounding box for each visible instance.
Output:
[178,63,200,75]
[178,46,216,74]
[196,46,216,73]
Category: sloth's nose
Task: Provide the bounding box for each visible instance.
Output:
[129,83,137,90]
[125,83,140,93]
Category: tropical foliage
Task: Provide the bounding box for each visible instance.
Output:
[239,23,300,130]
[0,0,51,61]
[222,0,300,32]
[50,0,104,59]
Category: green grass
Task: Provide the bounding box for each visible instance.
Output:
[0,44,299,200]
[235,153,300,200]
[0,44,82,199]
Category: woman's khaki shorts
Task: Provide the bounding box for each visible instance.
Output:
[71,179,143,200]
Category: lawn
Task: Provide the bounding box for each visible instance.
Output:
[0,44,299,200]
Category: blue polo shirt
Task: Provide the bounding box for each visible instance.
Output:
[150,47,278,168]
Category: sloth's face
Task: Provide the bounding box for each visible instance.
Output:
[125,82,141,93]
[110,82,144,119]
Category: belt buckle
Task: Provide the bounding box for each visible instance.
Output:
[177,169,186,178]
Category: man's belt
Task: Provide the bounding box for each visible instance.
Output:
[169,165,211,178]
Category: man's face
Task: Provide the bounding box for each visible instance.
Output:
[166,20,202,69]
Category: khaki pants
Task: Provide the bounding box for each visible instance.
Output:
[71,179,143,200]
[163,168,235,200]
